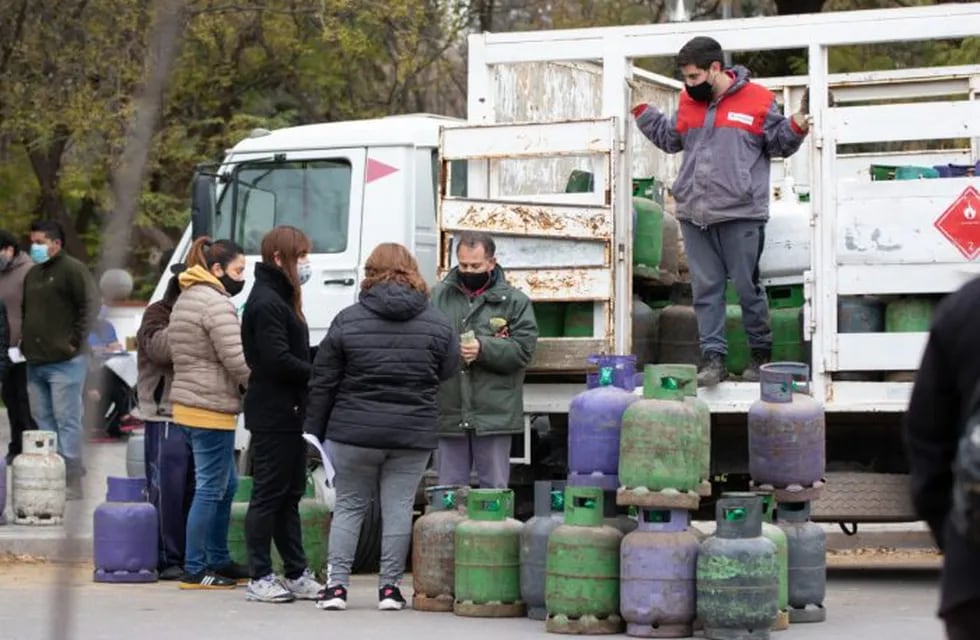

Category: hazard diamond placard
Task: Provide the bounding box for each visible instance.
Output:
[935,185,980,260]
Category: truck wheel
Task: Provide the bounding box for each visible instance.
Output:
[352,496,382,574]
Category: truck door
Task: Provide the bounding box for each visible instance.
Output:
[214,148,366,343]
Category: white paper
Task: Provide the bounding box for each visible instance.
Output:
[8,347,24,364]
[103,353,138,388]
[302,432,336,488]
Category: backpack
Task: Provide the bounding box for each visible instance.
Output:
[951,383,980,545]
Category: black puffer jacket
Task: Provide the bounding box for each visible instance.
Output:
[303,282,459,450]
[241,262,311,433]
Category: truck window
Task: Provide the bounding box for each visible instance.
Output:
[216,159,352,253]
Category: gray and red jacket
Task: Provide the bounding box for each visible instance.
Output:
[634,65,807,228]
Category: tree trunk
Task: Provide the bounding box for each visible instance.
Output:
[26,129,88,260]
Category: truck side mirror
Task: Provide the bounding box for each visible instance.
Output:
[190,172,216,239]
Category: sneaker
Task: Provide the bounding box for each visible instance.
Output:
[159,566,185,581]
[378,584,406,611]
[741,349,771,383]
[284,568,324,600]
[697,352,728,387]
[246,574,295,603]
[315,584,348,610]
[213,562,250,585]
[179,571,237,590]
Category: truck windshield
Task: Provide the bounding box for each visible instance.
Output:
[215,159,352,253]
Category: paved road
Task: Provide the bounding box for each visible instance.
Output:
[0,562,946,640]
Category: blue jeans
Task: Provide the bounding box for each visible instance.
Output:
[181,426,238,576]
[27,355,88,477]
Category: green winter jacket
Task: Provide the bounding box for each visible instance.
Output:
[432,266,538,437]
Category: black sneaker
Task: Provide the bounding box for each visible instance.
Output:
[742,349,771,383]
[213,562,250,585]
[697,352,728,387]
[315,584,348,611]
[178,571,237,590]
[378,584,406,611]
[159,565,185,581]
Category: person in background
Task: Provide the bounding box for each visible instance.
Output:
[84,304,136,439]
[22,220,98,499]
[431,230,538,489]
[241,226,323,603]
[0,231,36,464]
[168,237,251,590]
[138,263,194,581]
[632,36,809,386]
[904,277,980,640]
[305,243,458,611]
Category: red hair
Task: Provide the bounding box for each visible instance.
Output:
[361,243,427,295]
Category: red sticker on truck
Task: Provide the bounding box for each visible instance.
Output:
[935,185,980,260]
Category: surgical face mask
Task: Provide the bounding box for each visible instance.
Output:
[297,260,312,286]
[220,274,245,297]
[685,70,716,102]
[30,243,49,264]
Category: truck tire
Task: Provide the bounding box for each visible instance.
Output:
[352,496,382,574]
[810,472,916,522]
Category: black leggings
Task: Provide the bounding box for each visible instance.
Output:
[945,599,980,640]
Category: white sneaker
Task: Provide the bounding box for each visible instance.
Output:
[284,568,325,600]
[246,574,295,603]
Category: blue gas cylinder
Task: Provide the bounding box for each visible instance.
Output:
[93,476,158,583]
[569,355,640,491]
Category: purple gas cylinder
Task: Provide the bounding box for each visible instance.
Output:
[620,508,699,638]
[0,456,6,525]
[569,355,641,491]
[93,476,158,583]
[748,363,826,501]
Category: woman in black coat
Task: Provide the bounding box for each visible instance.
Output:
[240,225,323,604]
[304,242,459,612]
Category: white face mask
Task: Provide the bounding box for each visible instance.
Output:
[297,261,312,286]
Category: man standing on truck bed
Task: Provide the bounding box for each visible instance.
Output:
[633,36,809,386]
[432,231,538,488]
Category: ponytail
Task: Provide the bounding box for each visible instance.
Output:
[186,236,244,272]
[186,236,213,270]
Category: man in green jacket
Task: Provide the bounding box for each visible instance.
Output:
[432,231,538,488]
[23,220,98,499]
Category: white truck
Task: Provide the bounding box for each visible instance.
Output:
[148,3,980,529]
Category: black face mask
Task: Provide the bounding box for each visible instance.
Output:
[685,79,713,102]
[459,271,491,292]
[220,274,245,297]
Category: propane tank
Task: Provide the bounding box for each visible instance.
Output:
[0,456,7,525]
[697,492,779,640]
[776,501,826,623]
[12,431,66,525]
[758,198,811,282]
[748,363,826,502]
[755,492,790,631]
[657,305,700,367]
[569,356,640,491]
[621,508,699,638]
[545,487,624,634]
[654,364,711,497]
[454,489,525,617]
[521,481,566,620]
[93,476,158,583]
[660,210,680,281]
[618,366,700,511]
[837,297,885,382]
[126,430,145,478]
[633,197,665,277]
[413,485,468,612]
[632,296,659,368]
[227,476,252,567]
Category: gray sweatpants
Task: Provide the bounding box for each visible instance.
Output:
[326,440,431,588]
[680,219,772,357]
[437,433,512,489]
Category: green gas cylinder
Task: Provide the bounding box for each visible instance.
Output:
[769,286,806,364]
[633,197,664,278]
[228,476,252,567]
[564,302,594,338]
[545,487,624,634]
[756,491,790,631]
[885,297,936,332]
[654,364,711,497]
[618,365,700,511]
[534,303,567,337]
[454,489,526,617]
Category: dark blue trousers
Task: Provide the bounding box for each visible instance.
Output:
[144,420,195,571]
